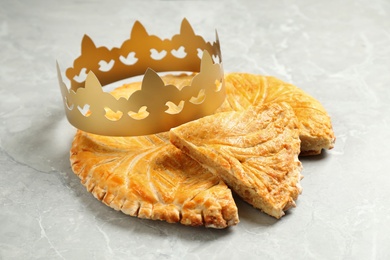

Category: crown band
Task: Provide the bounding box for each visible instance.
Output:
[57,19,225,136]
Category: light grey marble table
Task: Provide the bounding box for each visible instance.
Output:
[1,0,389,259]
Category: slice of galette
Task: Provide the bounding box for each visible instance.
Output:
[170,102,303,219]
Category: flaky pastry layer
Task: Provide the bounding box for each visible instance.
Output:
[170,102,303,218]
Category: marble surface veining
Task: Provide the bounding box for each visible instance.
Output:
[1,0,390,259]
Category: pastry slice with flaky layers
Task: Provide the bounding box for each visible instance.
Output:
[170,102,303,219]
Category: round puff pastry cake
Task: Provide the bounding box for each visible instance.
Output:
[218,73,335,155]
[69,72,334,226]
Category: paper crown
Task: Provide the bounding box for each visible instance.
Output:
[57,18,225,136]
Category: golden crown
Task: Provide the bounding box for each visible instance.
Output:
[57,18,225,136]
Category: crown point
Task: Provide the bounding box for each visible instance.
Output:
[81,34,97,54]
[56,61,62,79]
[85,71,103,93]
[131,20,149,39]
[56,62,70,96]
[142,68,164,91]
[56,61,65,87]
[180,18,195,36]
[200,50,213,71]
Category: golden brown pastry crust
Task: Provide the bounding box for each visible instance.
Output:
[218,73,335,155]
[70,75,239,228]
[71,131,239,228]
[170,102,303,219]
[69,72,332,225]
